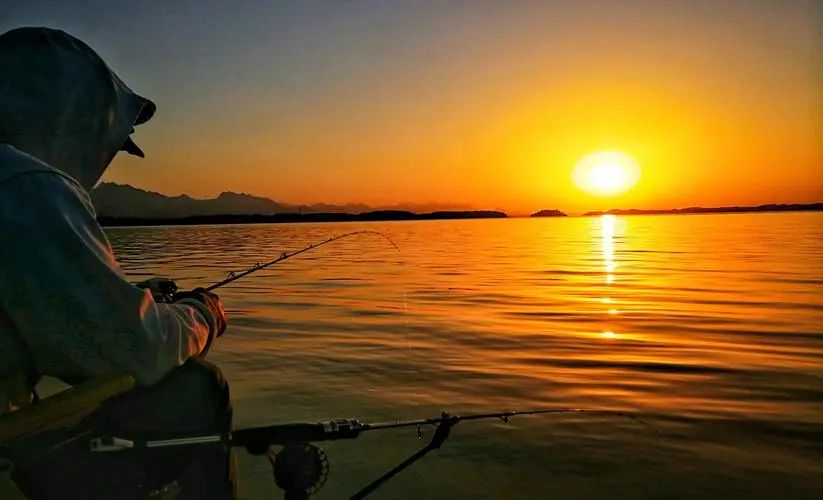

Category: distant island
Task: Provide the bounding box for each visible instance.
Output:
[97,210,508,227]
[530,209,568,217]
[583,203,823,217]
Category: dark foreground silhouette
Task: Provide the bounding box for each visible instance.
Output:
[583,203,823,217]
[97,210,508,227]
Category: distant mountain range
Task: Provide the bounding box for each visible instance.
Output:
[90,183,823,221]
[90,183,475,218]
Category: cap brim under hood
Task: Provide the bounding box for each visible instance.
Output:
[120,98,156,158]
[0,27,156,191]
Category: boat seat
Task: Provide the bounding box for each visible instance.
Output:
[0,373,136,499]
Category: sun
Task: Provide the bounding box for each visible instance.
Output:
[572,151,641,197]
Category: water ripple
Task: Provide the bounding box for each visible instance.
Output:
[105,213,823,499]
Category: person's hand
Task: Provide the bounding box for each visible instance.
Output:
[172,288,228,339]
[136,278,178,303]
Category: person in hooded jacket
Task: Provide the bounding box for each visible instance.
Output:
[0,27,237,499]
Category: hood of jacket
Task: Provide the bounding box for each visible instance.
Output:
[0,27,155,191]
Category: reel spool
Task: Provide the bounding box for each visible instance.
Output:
[268,443,329,499]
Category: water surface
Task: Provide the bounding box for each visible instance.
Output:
[107,213,823,499]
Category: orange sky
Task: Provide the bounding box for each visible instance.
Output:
[11,1,817,215]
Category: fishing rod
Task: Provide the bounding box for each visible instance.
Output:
[89,408,656,499]
[137,230,400,299]
[205,230,400,292]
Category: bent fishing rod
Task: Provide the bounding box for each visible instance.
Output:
[139,230,400,298]
[89,408,656,499]
[205,230,400,292]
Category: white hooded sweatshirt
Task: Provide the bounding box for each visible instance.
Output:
[0,27,215,391]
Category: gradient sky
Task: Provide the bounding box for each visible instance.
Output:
[3,0,821,214]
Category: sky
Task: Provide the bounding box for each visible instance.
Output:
[2,0,821,214]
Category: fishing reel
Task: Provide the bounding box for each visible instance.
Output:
[135,278,178,303]
[261,443,329,499]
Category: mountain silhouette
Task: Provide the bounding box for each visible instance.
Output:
[90,183,475,218]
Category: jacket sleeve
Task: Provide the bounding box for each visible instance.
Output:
[0,172,215,387]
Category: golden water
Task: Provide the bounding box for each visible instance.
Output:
[107,213,823,499]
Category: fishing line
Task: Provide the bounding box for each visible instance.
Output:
[204,228,420,399]
[205,230,400,292]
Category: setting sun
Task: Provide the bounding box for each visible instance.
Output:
[572,151,642,198]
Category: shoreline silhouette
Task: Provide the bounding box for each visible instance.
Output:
[97,210,509,227]
[582,203,823,217]
[95,202,823,227]
[91,183,823,225]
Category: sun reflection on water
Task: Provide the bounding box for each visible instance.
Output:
[601,215,619,339]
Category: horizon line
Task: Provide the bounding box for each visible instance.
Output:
[94,182,823,217]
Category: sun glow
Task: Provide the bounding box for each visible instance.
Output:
[572,151,641,198]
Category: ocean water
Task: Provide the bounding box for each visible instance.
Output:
[105,213,823,500]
